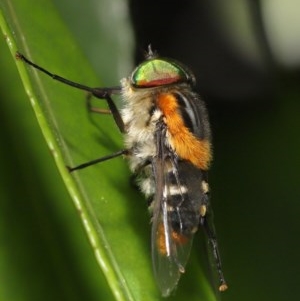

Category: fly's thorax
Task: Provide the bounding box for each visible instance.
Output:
[121,77,212,172]
[121,78,162,173]
[155,89,212,170]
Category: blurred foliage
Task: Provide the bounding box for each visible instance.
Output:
[0,13,112,301]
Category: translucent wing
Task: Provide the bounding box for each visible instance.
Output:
[151,121,205,296]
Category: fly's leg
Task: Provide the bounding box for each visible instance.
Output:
[87,87,125,133]
[16,52,127,169]
[67,149,128,172]
[16,52,125,132]
[86,92,111,114]
[201,216,228,292]
[85,89,125,133]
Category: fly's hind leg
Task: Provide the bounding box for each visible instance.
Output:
[201,215,228,292]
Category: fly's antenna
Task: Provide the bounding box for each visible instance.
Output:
[145,45,158,59]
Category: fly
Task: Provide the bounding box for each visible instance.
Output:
[16,47,228,296]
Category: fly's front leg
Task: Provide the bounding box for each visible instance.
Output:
[16,52,125,133]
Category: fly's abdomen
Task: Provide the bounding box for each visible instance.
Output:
[152,159,209,253]
[170,161,208,233]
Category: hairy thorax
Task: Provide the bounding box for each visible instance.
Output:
[121,78,163,172]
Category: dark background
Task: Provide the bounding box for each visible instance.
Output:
[129,1,300,300]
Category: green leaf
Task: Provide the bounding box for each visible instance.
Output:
[0,1,220,300]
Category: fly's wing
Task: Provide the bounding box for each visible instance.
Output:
[151,161,194,297]
[151,122,200,297]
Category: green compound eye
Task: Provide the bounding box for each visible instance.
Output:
[131,58,195,88]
